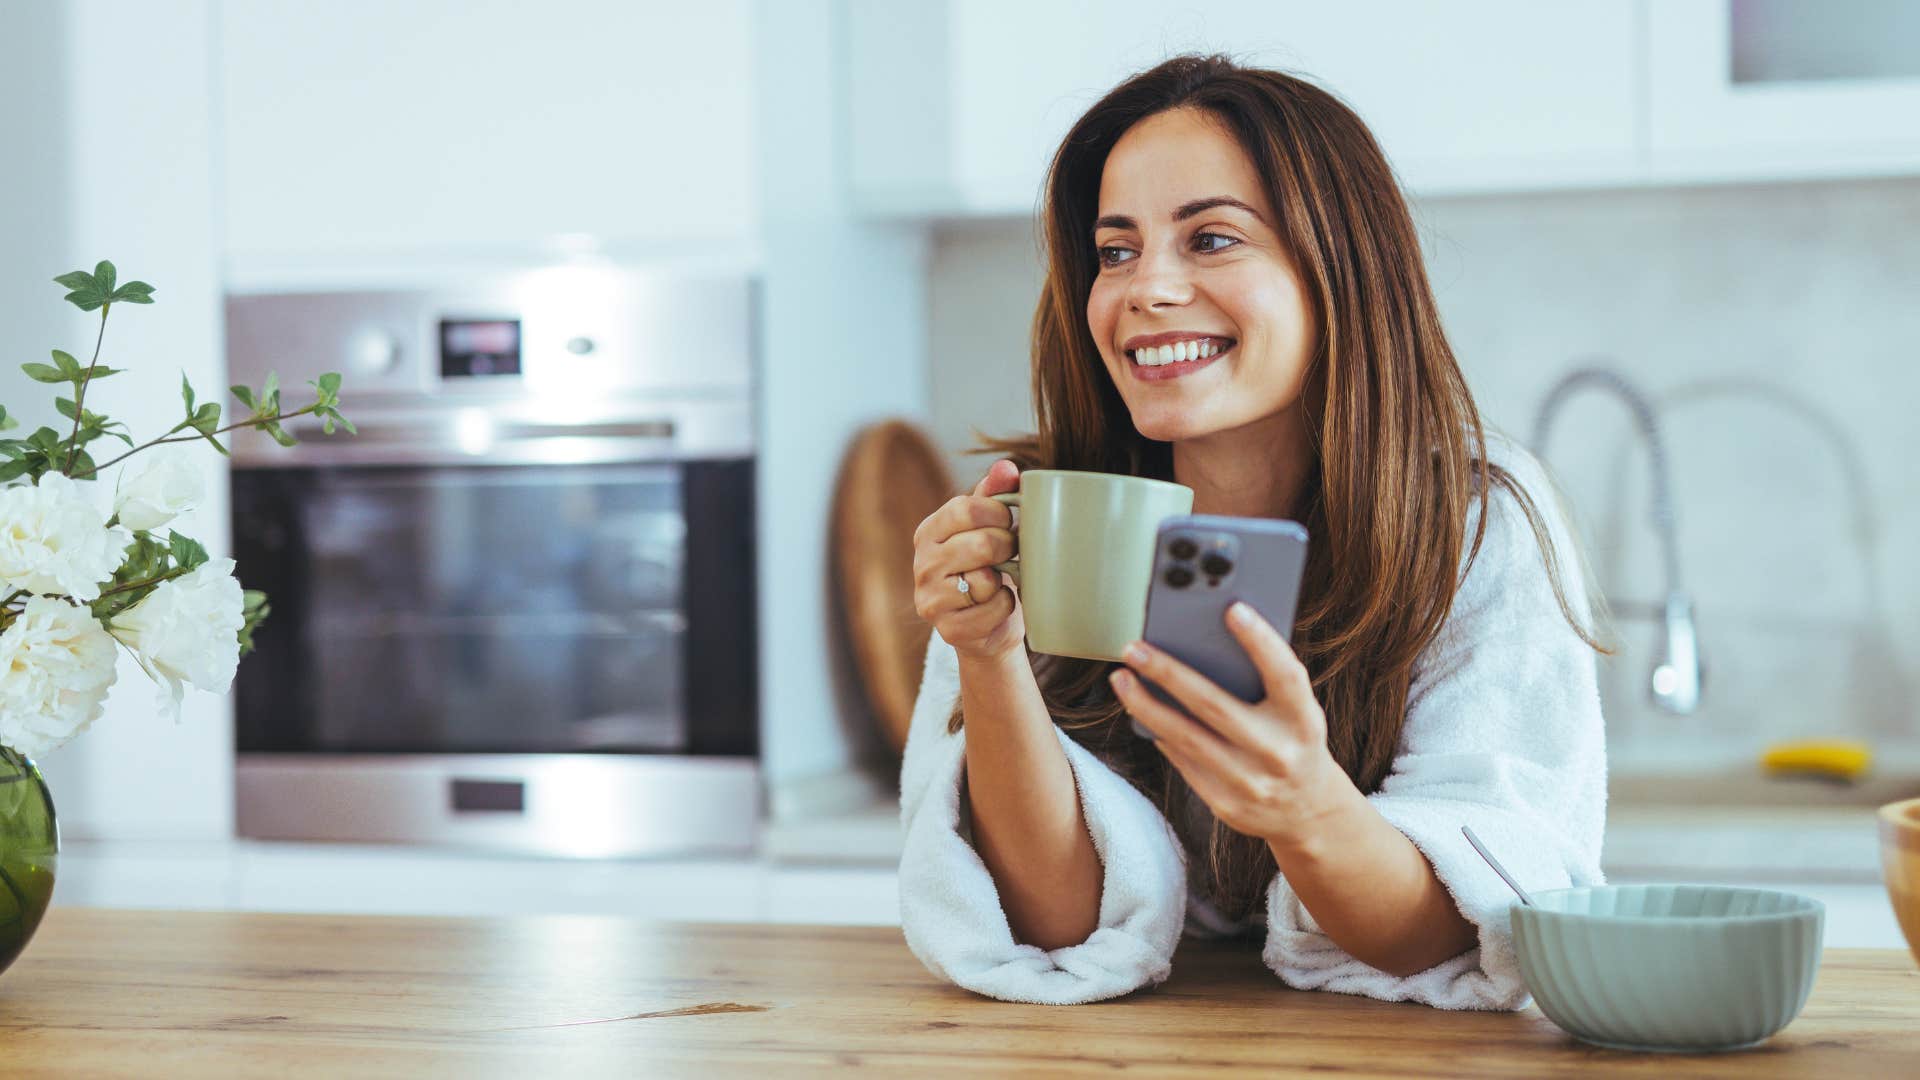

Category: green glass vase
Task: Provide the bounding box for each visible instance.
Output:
[0,747,58,977]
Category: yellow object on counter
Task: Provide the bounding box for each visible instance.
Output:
[1761,739,1873,782]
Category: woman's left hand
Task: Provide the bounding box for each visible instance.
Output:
[1110,601,1354,849]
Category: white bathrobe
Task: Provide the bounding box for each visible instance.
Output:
[896,438,1607,1009]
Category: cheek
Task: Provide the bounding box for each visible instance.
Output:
[1221,271,1312,359]
[1085,279,1125,365]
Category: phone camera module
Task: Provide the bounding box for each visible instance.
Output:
[1200,553,1233,578]
[1168,537,1199,561]
[1163,565,1196,589]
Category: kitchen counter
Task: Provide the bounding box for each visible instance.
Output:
[0,909,1914,1076]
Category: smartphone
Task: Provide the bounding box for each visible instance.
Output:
[1130,515,1309,740]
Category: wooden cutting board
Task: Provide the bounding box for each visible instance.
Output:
[832,420,958,754]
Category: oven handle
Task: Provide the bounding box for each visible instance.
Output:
[284,417,677,443]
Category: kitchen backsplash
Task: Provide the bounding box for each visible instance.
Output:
[924,176,1920,767]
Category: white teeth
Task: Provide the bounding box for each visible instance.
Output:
[1131,339,1228,366]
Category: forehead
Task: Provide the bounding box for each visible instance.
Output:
[1097,107,1271,222]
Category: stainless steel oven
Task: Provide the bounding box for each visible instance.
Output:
[226,269,759,856]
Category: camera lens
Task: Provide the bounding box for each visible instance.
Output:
[1163,565,1195,589]
[1168,537,1199,561]
[1201,553,1233,577]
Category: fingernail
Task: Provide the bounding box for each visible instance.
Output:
[1228,602,1257,627]
[1123,643,1150,665]
[1109,669,1132,691]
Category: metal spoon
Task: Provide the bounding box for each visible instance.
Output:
[1462,825,1534,907]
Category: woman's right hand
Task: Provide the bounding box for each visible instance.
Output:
[913,459,1024,662]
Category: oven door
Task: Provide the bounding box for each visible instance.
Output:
[233,459,755,759]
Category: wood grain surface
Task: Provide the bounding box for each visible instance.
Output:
[0,909,1914,1078]
[831,418,956,753]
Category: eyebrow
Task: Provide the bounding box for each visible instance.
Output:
[1093,196,1266,234]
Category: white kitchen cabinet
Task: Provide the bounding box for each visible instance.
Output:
[762,865,900,926]
[1646,0,1920,182]
[230,845,765,921]
[847,0,1639,216]
[218,0,755,266]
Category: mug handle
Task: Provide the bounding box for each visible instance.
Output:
[990,492,1021,588]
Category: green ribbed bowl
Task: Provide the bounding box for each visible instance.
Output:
[1512,885,1824,1053]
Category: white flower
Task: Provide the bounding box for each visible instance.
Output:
[0,472,132,602]
[0,595,119,757]
[114,448,205,531]
[108,557,244,723]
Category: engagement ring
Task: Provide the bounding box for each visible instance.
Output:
[955,575,973,601]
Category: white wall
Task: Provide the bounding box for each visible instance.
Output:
[3,0,233,840]
[751,0,931,818]
[924,176,1920,769]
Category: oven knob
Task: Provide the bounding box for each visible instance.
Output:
[347,328,402,376]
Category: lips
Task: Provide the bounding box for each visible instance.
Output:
[1125,343,1229,382]
[1120,333,1234,383]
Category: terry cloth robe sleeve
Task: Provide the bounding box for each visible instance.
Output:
[1261,441,1608,1010]
[897,631,1190,1004]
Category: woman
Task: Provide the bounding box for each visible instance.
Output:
[899,54,1608,1010]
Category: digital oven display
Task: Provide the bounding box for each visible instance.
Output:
[439,319,522,378]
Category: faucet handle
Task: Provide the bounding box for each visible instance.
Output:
[1650,591,1703,715]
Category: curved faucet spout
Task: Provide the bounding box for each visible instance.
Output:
[1532,366,1702,715]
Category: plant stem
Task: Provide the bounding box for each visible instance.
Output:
[70,404,321,480]
[0,864,29,926]
[61,306,111,476]
[96,565,191,601]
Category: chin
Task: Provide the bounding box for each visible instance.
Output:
[1128,407,1215,444]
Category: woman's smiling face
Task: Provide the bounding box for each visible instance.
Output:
[1086,106,1317,445]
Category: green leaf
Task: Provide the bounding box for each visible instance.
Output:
[181,371,197,414]
[55,397,77,420]
[106,429,135,449]
[54,264,112,311]
[52,349,84,379]
[27,427,61,452]
[22,363,67,383]
[316,372,341,397]
[0,459,32,483]
[93,260,116,295]
[69,448,95,476]
[263,418,297,448]
[192,401,221,434]
[237,589,270,655]
[109,280,155,305]
[168,532,210,571]
[262,371,280,412]
[0,440,25,459]
[83,366,124,380]
[0,405,14,432]
[230,384,256,411]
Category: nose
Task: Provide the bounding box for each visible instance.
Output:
[1125,246,1193,312]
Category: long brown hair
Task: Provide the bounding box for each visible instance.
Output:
[949,54,1609,921]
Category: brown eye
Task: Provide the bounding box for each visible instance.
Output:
[1097,246,1137,268]
[1194,232,1239,253]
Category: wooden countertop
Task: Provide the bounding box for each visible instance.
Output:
[0,909,1915,1077]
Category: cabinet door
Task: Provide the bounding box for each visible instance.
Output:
[850,0,1638,216]
[220,0,754,261]
[1648,0,1920,176]
[1084,0,1639,195]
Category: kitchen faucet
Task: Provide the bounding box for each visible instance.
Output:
[1531,367,1702,715]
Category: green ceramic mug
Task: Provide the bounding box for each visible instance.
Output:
[990,470,1193,662]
